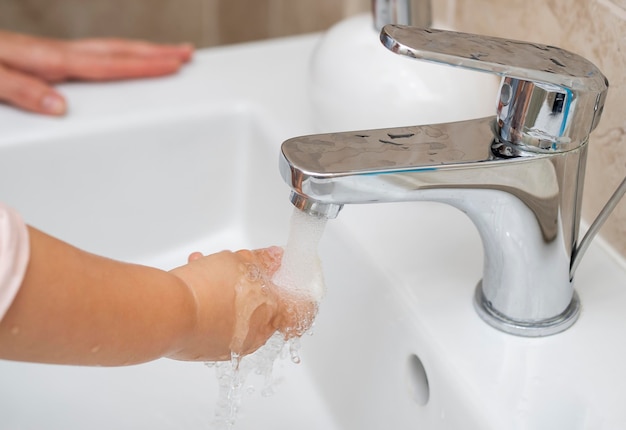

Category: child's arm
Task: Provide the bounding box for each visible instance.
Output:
[0,226,307,366]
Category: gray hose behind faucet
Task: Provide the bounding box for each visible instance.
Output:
[570,175,626,278]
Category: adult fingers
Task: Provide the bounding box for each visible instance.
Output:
[61,52,184,81]
[58,38,192,81]
[0,31,67,82]
[0,64,67,115]
[0,30,193,83]
[69,38,193,63]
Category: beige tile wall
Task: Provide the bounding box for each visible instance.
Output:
[0,0,369,46]
[448,0,626,259]
[1,0,624,258]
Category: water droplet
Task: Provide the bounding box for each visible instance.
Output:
[289,337,302,364]
[230,352,241,371]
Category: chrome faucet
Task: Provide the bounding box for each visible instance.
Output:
[279,25,616,337]
[373,0,432,30]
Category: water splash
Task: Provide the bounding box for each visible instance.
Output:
[273,209,327,303]
[212,353,243,429]
[288,337,302,364]
[209,208,328,428]
[210,334,289,429]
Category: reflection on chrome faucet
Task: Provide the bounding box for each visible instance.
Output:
[279,25,611,337]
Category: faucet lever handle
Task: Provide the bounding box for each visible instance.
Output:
[380,25,609,151]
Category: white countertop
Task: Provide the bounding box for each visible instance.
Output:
[0,34,320,147]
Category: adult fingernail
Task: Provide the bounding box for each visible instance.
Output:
[41,93,67,115]
[177,43,194,60]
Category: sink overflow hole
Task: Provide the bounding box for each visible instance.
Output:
[407,353,429,406]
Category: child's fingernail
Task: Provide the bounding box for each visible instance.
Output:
[266,246,284,259]
[41,93,67,115]
[187,251,203,262]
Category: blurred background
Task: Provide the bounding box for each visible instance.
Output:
[0,0,369,46]
[1,0,625,257]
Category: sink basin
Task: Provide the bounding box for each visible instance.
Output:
[0,102,337,430]
[1,30,625,430]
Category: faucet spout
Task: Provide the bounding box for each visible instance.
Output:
[280,117,563,237]
[280,116,586,336]
[279,25,611,336]
[289,191,343,219]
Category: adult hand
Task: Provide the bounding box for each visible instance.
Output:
[0,30,193,115]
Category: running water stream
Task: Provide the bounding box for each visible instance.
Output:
[209,208,327,429]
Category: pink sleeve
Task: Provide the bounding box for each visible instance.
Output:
[0,203,29,322]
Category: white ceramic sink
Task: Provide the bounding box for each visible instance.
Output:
[1,30,625,430]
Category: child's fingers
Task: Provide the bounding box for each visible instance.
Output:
[252,246,284,276]
[187,252,203,263]
[275,293,318,339]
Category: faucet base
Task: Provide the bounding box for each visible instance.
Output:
[473,282,580,337]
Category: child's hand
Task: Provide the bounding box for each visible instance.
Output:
[168,246,318,361]
[0,224,315,366]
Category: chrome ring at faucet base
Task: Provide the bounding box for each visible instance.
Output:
[473,281,581,337]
